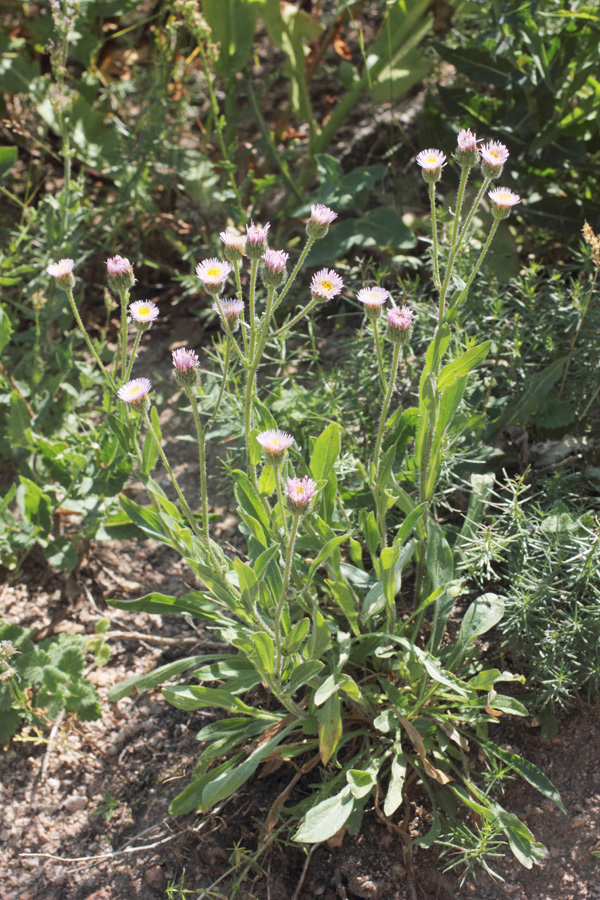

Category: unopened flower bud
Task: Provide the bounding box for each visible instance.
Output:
[46,258,75,290]
[386,306,414,345]
[286,475,317,515]
[306,204,337,239]
[456,128,479,168]
[220,231,246,262]
[246,221,270,259]
[172,348,200,387]
[212,298,244,332]
[261,249,288,287]
[106,256,135,293]
[117,377,151,412]
[416,149,446,184]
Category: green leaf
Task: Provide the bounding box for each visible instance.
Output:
[283,617,310,654]
[286,659,325,693]
[294,785,355,843]
[310,422,341,482]
[107,591,210,619]
[347,768,377,800]
[392,502,427,550]
[457,593,504,651]
[0,146,18,181]
[0,304,13,353]
[162,684,260,715]
[437,342,491,392]
[482,742,565,813]
[308,608,331,659]
[318,692,342,764]
[8,390,32,446]
[384,749,406,816]
[359,509,379,557]
[250,631,275,675]
[108,654,215,701]
[307,533,351,582]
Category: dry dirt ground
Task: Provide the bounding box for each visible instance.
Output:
[2,303,600,900]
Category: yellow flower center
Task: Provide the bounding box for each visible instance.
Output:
[295,487,306,499]
[321,280,334,292]
[426,155,438,165]
[206,267,221,278]
[129,386,142,398]
[138,306,150,316]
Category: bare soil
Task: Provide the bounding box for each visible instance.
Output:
[2,306,600,900]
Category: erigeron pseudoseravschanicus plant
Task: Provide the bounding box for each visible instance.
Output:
[47,136,562,886]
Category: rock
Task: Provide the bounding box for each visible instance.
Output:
[145,865,167,890]
[64,795,88,813]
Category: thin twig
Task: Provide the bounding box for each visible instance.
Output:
[40,709,65,781]
[291,843,321,900]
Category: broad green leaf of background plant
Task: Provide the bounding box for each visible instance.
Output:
[203,0,266,76]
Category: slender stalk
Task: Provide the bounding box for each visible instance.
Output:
[428,182,441,292]
[274,514,300,677]
[272,236,315,313]
[119,289,130,381]
[244,286,276,463]
[125,328,143,381]
[248,258,259,349]
[66,286,116,389]
[207,335,232,431]
[212,296,246,366]
[184,387,211,550]
[274,466,289,541]
[372,341,402,482]
[233,260,248,354]
[453,219,500,308]
[450,164,472,252]
[372,318,387,391]
[273,296,321,339]
[142,408,201,537]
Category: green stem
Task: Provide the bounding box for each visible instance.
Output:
[212,296,246,366]
[185,387,211,551]
[125,329,143,381]
[273,296,321,339]
[274,515,300,677]
[272,236,315,313]
[274,466,289,541]
[429,182,441,292]
[453,219,500,308]
[66,286,116,389]
[207,335,232,431]
[233,260,249,354]
[372,318,387,391]
[451,164,472,250]
[119,289,130,381]
[143,408,201,537]
[372,341,402,482]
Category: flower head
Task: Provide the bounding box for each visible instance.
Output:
[129,299,159,331]
[212,298,245,332]
[196,258,232,296]
[356,286,389,320]
[307,204,337,239]
[46,258,75,289]
[219,231,246,262]
[456,129,478,167]
[172,348,200,387]
[256,429,294,467]
[117,377,151,411]
[387,305,414,345]
[106,255,135,292]
[245,221,270,259]
[310,268,344,302]
[416,148,446,183]
[286,475,317,515]
[488,187,521,220]
[480,141,509,179]
[261,248,289,287]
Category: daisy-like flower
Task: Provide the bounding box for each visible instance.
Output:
[261,249,289,287]
[245,221,270,259]
[307,204,337,239]
[356,286,389,320]
[117,377,151,411]
[488,187,521,220]
[219,231,246,262]
[212,298,244,332]
[387,305,415,345]
[310,268,344,302]
[46,258,75,289]
[456,128,478,167]
[172,348,200,387]
[256,429,294,467]
[415,148,446,183]
[480,141,509,179]
[129,299,159,331]
[106,255,135,292]
[286,475,317,515]
[196,258,232,296]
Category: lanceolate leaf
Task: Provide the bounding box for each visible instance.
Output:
[481,742,566,813]
[294,785,355,843]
